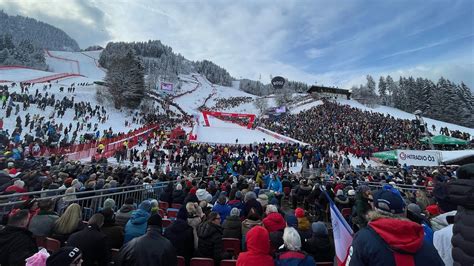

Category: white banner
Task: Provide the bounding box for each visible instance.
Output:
[396,149,440,166]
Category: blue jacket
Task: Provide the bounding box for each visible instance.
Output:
[124,209,150,244]
[275,251,316,266]
[262,174,271,188]
[211,203,231,224]
[268,177,282,193]
[422,222,434,244]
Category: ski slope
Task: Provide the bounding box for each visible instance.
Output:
[0,67,60,82]
[194,115,284,144]
[45,50,106,80]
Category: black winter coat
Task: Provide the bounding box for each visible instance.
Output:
[160,187,173,205]
[0,226,37,266]
[222,215,242,239]
[447,178,474,266]
[303,234,335,263]
[66,224,110,266]
[172,190,186,204]
[197,222,225,262]
[164,219,195,263]
[243,198,263,217]
[101,223,124,249]
[116,227,177,266]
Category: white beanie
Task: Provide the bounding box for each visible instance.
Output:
[14,180,25,188]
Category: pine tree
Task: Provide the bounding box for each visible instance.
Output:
[378,76,387,104]
[366,75,376,94]
[104,48,145,109]
[385,75,397,106]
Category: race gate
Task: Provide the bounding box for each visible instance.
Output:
[201,110,256,129]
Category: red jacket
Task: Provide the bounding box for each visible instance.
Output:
[5,185,28,200]
[237,226,274,266]
[262,212,286,233]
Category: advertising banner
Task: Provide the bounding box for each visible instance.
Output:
[396,149,440,166]
[160,82,173,91]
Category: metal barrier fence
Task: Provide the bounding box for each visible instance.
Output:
[301,166,401,178]
[0,181,174,221]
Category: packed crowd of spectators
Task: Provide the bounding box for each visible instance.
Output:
[1,133,473,265]
[257,100,472,158]
[211,97,253,110]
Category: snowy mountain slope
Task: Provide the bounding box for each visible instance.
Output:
[1,77,142,140]
[0,67,61,82]
[45,50,106,80]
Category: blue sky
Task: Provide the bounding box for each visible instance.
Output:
[1,0,473,88]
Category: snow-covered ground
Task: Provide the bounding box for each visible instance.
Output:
[1,77,142,139]
[0,68,61,82]
[290,100,323,114]
[45,50,106,80]
[194,115,284,144]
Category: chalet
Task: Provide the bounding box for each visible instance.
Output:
[307,86,351,100]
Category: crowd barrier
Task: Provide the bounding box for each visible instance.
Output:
[34,124,158,160]
[63,124,159,161]
[23,73,84,84]
[44,49,81,74]
[256,126,310,145]
[0,181,174,219]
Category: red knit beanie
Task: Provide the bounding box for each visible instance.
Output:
[295,207,305,218]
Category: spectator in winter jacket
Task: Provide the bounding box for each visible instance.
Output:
[406,203,433,243]
[212,195,232,224]
[257,194,269,209]
[446,163,474,266]
[334,190,351,210]
[243,192,263,218]
[5,179,28,200]
[117,214,177,266]
[433,224,454,266]
[237,226,274,266]
[51,203,84,244]
[223,208,242,239]
[268,175,282,193]
[228,191,244,215]
[262,205,285,233]
[172,183,186,204]
[160,182,174,205]
[116,197,136,227]
[100,208,124,249]
[347,188,444,266]
[303,222,334,263]
[294,208,311,240]
[66,213,110,266]
[354,185,371,229]
[0,209,37,266]
[197,212,232,264]
[28,199,59,237]
[164,207,195,265]
[46,246,83,266]
[242,208,263,241]
[124,200,151,244]
[275,227,316,266]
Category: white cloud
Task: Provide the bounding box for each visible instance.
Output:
[305,48,324,59]
[0,0,471,90]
